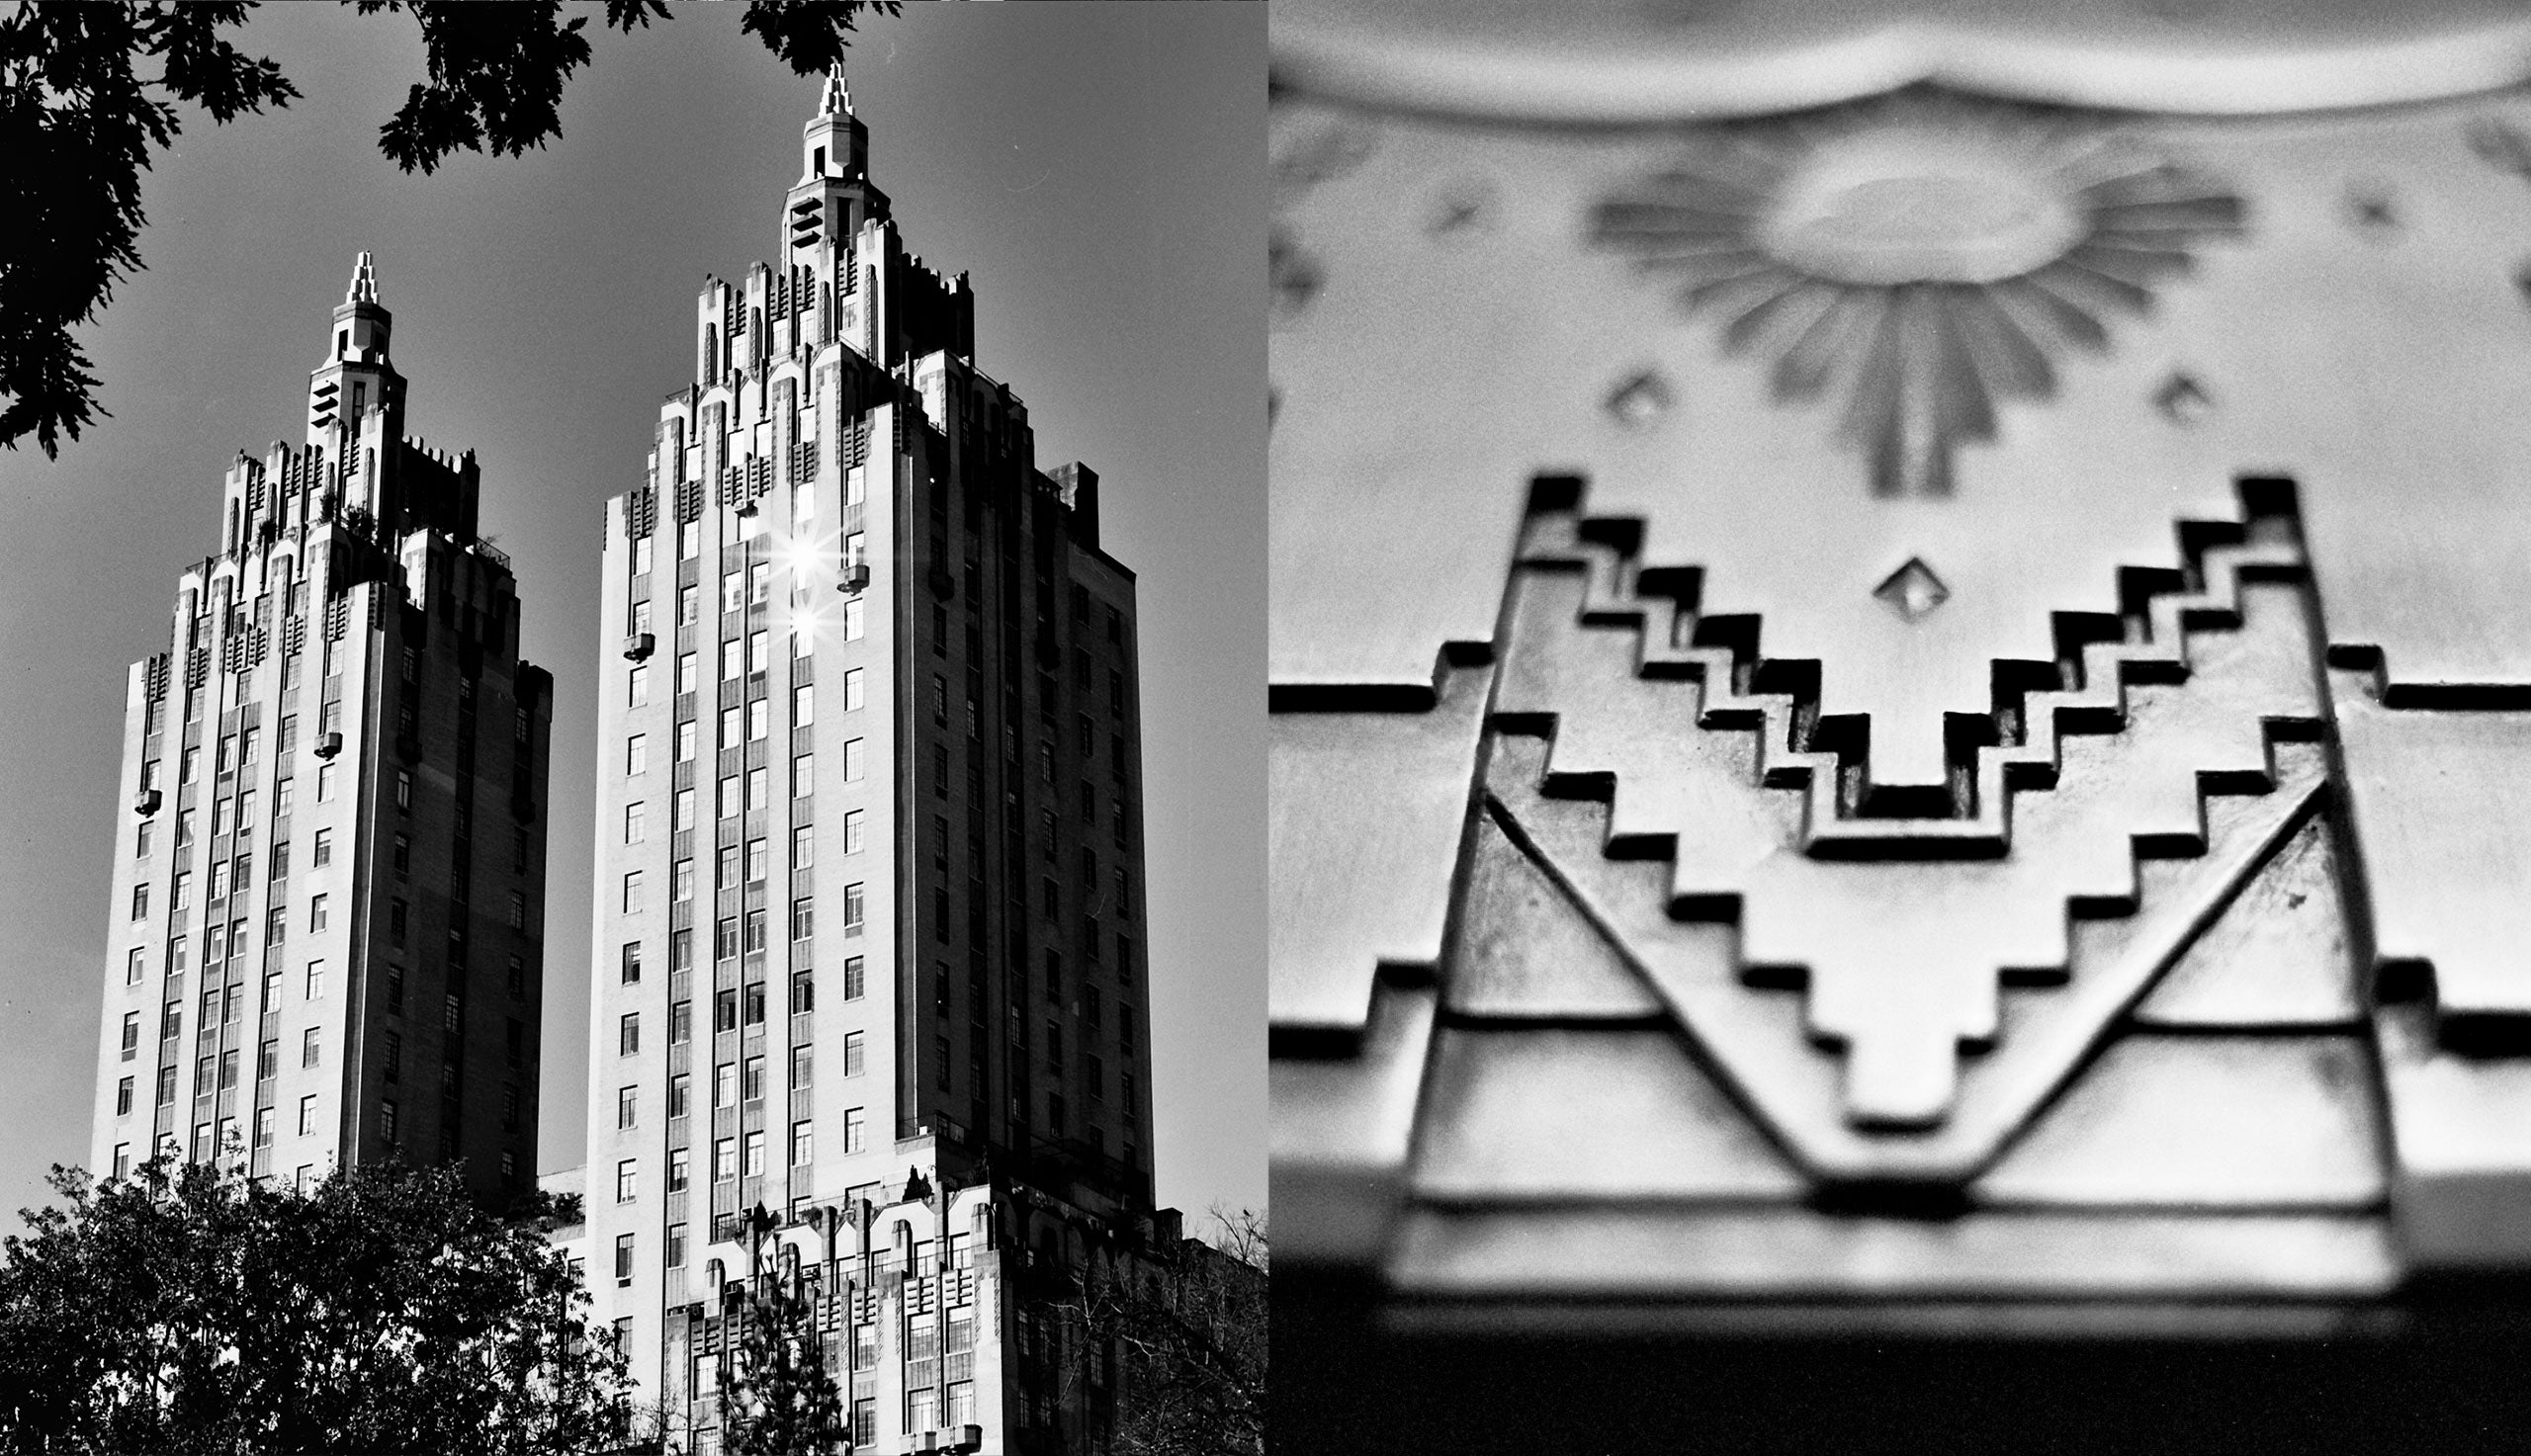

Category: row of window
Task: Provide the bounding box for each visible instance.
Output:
[626,607,864,707]
[613,1032,864,1138]
[612,1109,861,1209]
[623,669,865,777]
[614,958,863,1061]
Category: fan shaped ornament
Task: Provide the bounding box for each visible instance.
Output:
[1591,97,2246,496]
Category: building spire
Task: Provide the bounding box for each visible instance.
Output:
[345,250,379,306]
[821,62,851,119]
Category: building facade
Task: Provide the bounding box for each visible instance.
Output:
[579,72,1160,1453]
[89,256,553,1206]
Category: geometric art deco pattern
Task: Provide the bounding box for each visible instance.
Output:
[1270,45,2531,1319]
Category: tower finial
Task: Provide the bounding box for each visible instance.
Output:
[345,251,379,306]
[821,62,851,119]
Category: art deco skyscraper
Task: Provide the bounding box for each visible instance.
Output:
[90,257,553,1205]
[579,72,1160,1446]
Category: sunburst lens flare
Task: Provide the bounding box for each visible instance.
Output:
[1590,94,2245,497]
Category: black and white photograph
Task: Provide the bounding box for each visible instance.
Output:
[0,3,1261,1452]
[1270,1,2531,1450]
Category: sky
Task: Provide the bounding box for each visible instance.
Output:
[0,2,1264,1229]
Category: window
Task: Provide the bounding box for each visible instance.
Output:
[843,597,864,641]
[380,1036,397,1083]
[743,908,767,955]
[721,640,742,681]
[393,769,410,810]
[843,666,865,710]
[507,892,526,930]
[616,1159,638,1203]
[678,583,698,624]
[312,827,332,867]
[681,520,700,559]
[675,721,697,766]
[746,698,768,741]
[723,574,744,615]
[743,1056,765,1102]
[667,1146,690,1190]
[716,987,738,1031]
[380,1099,398,1144]
[790,972,816,1015]
[176,811,194,847]
[791,822,815,869]
[180,746,200,784]
[843,738,864,783]
[791,1043,813,1088]
[625,803,646,843]
[389,899,407,944]
[745,836,767,884]
[666,1222,687,1268]
[746,766,767,809]
[298,1094,316,1136]
[791,1121,814,1165]
[125,946,144,985]
[790,897,815,940]
[115,1075,133,1116]
[634,535,654,575]
[674,858,695,903]
[120,1011,139,1055]
[842,956,866,1000]
[793,683,815,727]
[841,884,864,936]
[308,895,328,932]
[720,774,739,817]
[304,958,326,998]
[742,1130,765,1176]
[618,1084,638,1130]
[719,705,741,744]
[717,841,738,890]
[623,871,644,912]
[842,1108,865,1155]
[844,810,865,855]
[619,1013,640,1056]
[316,762,336,803]
[748,629,769,671]
[629,664,651,706]
[842,1030,865,1077]
[793,753,814,797]
[502,1082,522,1128]
[134,819,152,859]
[715,1061,737,1108]
[258,1039,278,1080]
[131,885,149,921]
[614,1233,635,1281]
[677,651,698,694]
[621,941,643,985]
[931,674,948,725]
[714,1138,736,1181]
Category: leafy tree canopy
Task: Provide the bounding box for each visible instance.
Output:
[0,0,897,459]
[0,1156,629,1456]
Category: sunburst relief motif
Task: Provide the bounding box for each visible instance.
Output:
[1590,96,2246,496]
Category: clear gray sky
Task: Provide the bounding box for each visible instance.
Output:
[0,3,1264,1226]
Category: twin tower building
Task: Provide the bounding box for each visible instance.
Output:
[86,74,1161,1454]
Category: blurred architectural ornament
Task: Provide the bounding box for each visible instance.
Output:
[1268,0,2531,1353]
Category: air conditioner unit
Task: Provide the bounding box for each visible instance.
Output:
[623,632,655,661]
[838,562,870,594]
[314,730,343,759]
[132,789,162,815]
